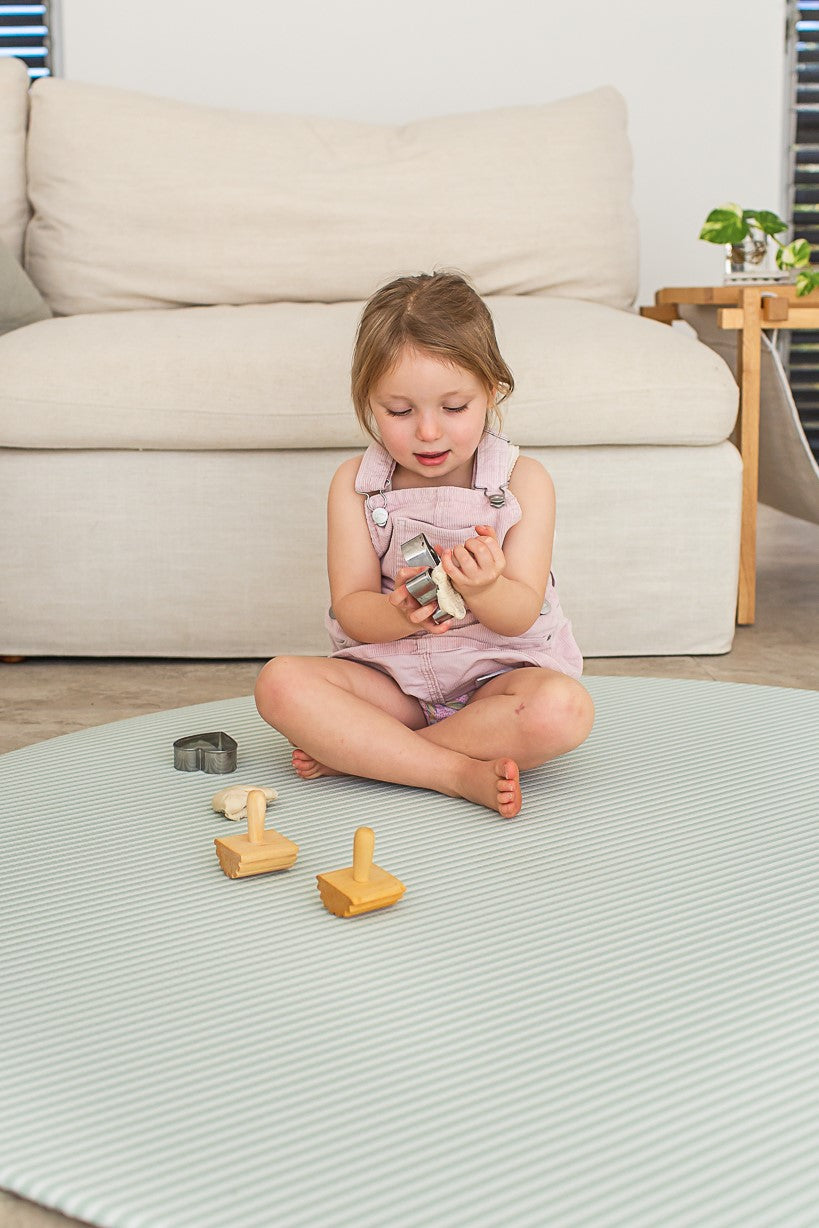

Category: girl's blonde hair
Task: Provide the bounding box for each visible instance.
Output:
[351,269,514,442]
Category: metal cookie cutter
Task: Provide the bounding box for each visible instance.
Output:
[401,532,451,624]
[173,731,238,774]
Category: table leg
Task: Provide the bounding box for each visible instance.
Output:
[735,288,761,625]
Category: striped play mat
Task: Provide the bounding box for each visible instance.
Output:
[1,676,818,1228]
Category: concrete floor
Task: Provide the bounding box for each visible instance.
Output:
[2,504,818,757]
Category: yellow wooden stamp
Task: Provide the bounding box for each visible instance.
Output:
[214,788,298,879]
[316,826,405,917]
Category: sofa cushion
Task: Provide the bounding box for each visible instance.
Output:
[0,57,30,264]
[0,237,52,335]
[0,298,737,449]
[25,80,638,315]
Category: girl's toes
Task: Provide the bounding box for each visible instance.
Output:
[494,758,522,818]
[291,749,318,777]
[291,749,342,780]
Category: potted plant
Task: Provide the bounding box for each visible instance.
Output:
[699,202,819,295]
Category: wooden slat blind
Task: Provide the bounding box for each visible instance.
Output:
[0,2,53,79]
[786,0,819,457]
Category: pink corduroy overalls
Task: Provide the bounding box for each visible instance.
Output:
[324,431,583,723]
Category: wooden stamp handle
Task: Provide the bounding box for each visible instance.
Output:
[353,826,374,883]
[247,789,267,844]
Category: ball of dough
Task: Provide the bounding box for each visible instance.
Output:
[211,784,278,821]
[430,562,466,620]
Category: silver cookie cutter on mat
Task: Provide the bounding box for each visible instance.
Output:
[173,731,238,774]
[400,532,451,624]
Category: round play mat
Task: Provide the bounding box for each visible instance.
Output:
[1,676,818,1227]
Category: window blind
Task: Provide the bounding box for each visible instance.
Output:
[786,0,819,459]
[0,1,55,79]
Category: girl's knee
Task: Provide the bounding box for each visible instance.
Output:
[524,675,594,754]
[567,682,595,748]
[254,656,310,718]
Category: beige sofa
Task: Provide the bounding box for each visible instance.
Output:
[0,59,740,658]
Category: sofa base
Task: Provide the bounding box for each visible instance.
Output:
[0,445,741,658]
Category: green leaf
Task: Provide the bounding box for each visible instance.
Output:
[746,209,788,236]
[777,239,811,269]
[699,204,748,244]
[791,238,811,265]
[795,268,819,296]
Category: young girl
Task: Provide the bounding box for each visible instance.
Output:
[255,271,594,818]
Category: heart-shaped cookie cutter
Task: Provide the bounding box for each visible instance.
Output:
[173,731,238,774]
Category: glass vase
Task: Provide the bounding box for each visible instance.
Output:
[724,232,791,283]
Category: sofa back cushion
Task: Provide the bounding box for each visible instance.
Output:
[0,57,31,264]
[25,80,638,315]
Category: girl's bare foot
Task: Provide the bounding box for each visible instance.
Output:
[293,748,520,817]
[457,757,522,818]
[291,749,344,780]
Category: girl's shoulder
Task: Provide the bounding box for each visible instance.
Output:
[508,454,555,506]
[331,455,362,484]
[332,444,392,496]
[328,455,364,507]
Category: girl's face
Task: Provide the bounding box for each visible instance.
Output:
[369,347,494,486]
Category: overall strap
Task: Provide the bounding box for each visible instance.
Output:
[354,442,396,494]
[472,431,519,506]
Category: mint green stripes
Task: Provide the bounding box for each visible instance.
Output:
[0,677,817,1227]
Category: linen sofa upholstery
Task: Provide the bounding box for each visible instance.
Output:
[0,55,28,262]
[0,298,735,451]
[24,78,638,314]
[0,64,742,658]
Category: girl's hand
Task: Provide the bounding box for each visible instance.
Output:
[440,525,506,599]
[389,565,454,635]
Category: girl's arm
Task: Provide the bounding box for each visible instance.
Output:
[440,456,555,637]
[327,458,453,643]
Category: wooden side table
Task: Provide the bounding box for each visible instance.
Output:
[640,283,819,626]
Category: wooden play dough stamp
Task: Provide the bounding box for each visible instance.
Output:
[214,788,298,879]
[316,827,406,917]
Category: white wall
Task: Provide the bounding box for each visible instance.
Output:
[59,0,789,307]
